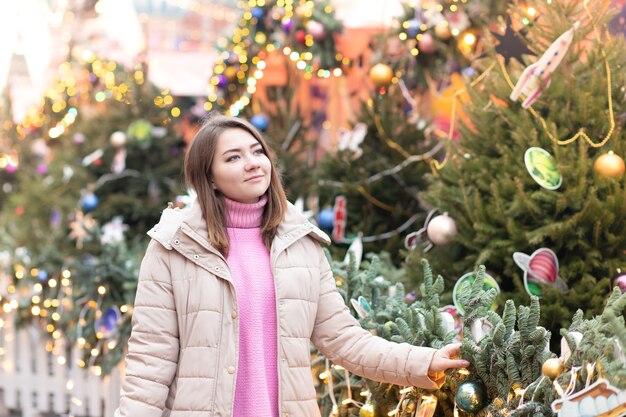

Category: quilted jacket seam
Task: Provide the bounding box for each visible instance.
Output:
[131,328,177,339]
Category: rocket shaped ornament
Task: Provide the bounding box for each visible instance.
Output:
[510,21,580,109]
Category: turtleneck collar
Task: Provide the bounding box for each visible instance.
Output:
[225,194,268,228]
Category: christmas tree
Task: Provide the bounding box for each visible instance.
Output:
[410,0,626,341]
[314,249,626,417]
[314,84,439,259]
[0,56,186,374]
[313,0,508,259]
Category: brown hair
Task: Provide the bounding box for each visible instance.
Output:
[184,114,287,256]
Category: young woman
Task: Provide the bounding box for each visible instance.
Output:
[115,115,469,417]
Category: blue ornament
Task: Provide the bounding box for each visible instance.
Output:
[250,113,270,132]
[251,7,265,19]
[81,193,99,212]
[317,208,334,230]
[406,19,422,38]
[37,270,48,281]
[50,208,62,229]
[462,67,476,78]
[95,306,122,339]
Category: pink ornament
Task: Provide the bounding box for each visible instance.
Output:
[6,164,17,173]
[418,33,436,54]
[37,163,48,175]
[513,248,568,296]
[528,249,558,284]
[305,20,325,40]
[616,274,626,293]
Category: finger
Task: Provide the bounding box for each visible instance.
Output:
[443,343,462,359]
[443,358,470,369]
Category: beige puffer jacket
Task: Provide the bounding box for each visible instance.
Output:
[115,199,442,417]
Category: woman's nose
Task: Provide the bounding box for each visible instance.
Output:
[245,156,260,170]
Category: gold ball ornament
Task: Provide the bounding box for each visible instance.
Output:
[542,358,564,379]
[434,22,452,40]
[593,152,625,179]
[359,402,375,417]
[224,66,238,82]
[369,63,393,87]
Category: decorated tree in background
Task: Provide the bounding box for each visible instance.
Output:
[0,94,19,213]
[313,0,509,261]
[391,0,508,90]
[314,82,440,260]
[407,0,626,343]
[206,0,344,114]
[0,56,186,374]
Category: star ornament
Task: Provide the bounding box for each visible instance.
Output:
[68,210,96,249]
[491,18,536,66]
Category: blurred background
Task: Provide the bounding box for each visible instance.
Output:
[1,1,626,417]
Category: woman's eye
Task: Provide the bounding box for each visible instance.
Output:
[226,155,239,162]
[254,148,265,155]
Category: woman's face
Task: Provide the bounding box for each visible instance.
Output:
[211,127,272,203]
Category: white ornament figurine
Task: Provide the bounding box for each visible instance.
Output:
[426,212,458,246]
[510,21,580,109]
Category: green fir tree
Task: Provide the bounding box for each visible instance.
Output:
[410,0,626,342]
[0,57,185,374]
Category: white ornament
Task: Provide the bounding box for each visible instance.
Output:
[337,123,367,159]
[560,331,583,362]
[439,311,456,334]
[343,234,363,271]
[111,148,127,174]
[426,213,457,246]
[470,318,493,342]
[110,131,127,147]
[510,21,580,109]
[305,20,325,39]
[101,216,129,245]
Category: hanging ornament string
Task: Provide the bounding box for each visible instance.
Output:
[318,141,444,189]
[324,359,340,415]
[372,114,412,159]
[429,62,496,172]
[339,368,362,408]
[499,1,615,148]
[356,185,395,212]
[331,212,421,244]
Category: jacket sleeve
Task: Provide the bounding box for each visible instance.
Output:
[310,248,442,389]
[115,240,180,417]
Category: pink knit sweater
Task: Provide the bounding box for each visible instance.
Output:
[225,195,278,417]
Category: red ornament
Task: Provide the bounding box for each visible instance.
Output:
[295,30,306,45]
[332,195,347,242]
[528,250,558,284]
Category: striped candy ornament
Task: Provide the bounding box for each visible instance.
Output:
[528,249,558,284]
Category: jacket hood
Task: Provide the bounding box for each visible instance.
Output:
[147,197,330,250]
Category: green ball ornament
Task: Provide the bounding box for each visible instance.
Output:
[126,119,153,144]
[455,381,488,413]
